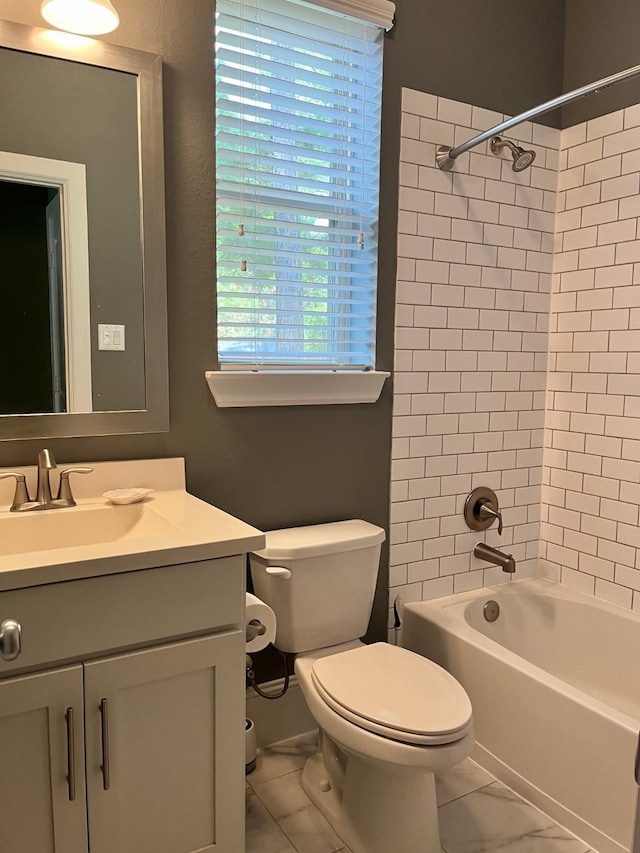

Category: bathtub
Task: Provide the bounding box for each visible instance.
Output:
[402,577,640,853]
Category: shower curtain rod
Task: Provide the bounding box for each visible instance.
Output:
[436,61,640,170]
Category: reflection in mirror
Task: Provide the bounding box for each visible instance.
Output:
[0,153,92,414]
[0,21,168,439]
[0,177,68,414]
[0,47,144,415]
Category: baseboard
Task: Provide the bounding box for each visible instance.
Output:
[246,675,315,748]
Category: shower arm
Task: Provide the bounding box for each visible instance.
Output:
[436,60,640,170]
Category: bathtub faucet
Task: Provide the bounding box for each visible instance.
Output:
[474,542,516,574]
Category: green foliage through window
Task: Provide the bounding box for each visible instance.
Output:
[215,0,383,366]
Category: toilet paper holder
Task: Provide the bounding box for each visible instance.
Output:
[245,568,287,645]
[246,619,267,644]
[245,591,277,653]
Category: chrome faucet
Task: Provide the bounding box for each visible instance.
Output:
[0,449,93,512]
[474,542,516,574]
[35,448,56,506]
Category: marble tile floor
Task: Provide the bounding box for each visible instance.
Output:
[245,732,597,853]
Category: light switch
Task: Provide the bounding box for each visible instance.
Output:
[98,324,126,351]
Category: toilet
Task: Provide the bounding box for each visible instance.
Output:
[249,520,474,853]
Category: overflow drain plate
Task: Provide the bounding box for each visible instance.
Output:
[483,600,500,623]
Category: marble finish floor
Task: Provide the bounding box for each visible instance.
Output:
[245,732,596,853]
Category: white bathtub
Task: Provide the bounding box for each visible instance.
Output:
[402,577,640,853]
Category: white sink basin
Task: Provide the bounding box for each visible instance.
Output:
[0,503,182,557]
[0,457,265,592]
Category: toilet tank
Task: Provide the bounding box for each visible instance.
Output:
[249,520,386,654]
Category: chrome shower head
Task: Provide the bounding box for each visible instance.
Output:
[512,148,536,172]
[490,136,536,172]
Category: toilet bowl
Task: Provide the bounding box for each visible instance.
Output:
[294,642,473,853]
[249,521,473,853]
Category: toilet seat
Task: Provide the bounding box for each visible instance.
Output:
[311,643,472,746]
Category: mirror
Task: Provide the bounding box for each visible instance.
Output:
[0,20,168,439]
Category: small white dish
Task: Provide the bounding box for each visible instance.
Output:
[103,488,154,505]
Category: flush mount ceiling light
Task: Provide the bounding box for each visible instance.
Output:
[41,0,120,35]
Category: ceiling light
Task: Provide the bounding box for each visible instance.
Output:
[41,0,120,36]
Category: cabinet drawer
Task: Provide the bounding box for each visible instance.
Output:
[0,556,244,675]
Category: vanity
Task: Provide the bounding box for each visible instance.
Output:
[0,457,265,853]
[0,17,262,852]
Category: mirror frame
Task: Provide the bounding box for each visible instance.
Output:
[0,20,169,440]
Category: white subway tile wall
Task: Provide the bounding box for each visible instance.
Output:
[392,89,640,628]
[391,88,560,634]
[540,105,640,610]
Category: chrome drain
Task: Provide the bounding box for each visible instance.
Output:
[483,600,500,622]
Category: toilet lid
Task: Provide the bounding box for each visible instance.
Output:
[253,519,385,561]
[312,643,472,743]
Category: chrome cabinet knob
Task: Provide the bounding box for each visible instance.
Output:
[0,619,21,661]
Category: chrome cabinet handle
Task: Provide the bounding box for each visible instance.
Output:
[66,707,76,801]
[100,698,111,790]
[0,619,21,661]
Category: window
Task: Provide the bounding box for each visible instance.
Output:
[214,0,393,372]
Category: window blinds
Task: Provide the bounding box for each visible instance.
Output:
[215,0,385,367]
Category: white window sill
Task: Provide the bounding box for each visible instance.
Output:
[205,370,389,408]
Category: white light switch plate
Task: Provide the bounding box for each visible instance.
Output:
[98,324,126,351]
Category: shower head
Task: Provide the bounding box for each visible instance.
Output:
[490,136,536,172]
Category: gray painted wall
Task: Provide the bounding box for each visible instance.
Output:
[0,48,145,411]
[0,1,566,664]
[563,1,640,128]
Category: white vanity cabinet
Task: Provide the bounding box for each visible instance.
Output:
[0,665,88,853]
[0,556,249,853]
[84,631,243,853]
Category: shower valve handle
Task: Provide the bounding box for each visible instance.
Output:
[464,487,504,536]
[478,501,503,536]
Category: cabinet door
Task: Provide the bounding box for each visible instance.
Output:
[84,631,245,853]
[0,665,88,853]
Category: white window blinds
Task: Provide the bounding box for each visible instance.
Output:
[215,0,386,367]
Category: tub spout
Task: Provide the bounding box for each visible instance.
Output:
[474,542,516,573]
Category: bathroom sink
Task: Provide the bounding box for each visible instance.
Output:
[0,502,182,557]
[0,457,265,592]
